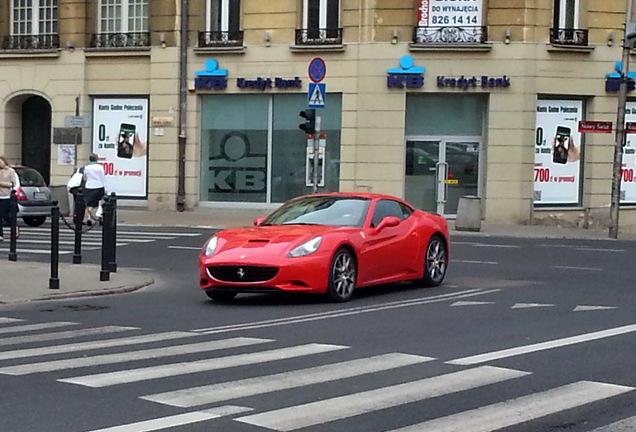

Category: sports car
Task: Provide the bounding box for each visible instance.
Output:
[198,192,449,302]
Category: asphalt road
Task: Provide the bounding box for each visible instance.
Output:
[1,226,636,432]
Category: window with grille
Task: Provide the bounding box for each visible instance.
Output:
[11,0,57,36]
[206,0,240,33]
[98,0,148,34]
[555,0,579,29]
[299,0,340,43]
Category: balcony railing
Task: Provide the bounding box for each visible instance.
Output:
[2,34,59,50]
[198,30,244,48]
[412,26,488,44]
[295,28,343,46]
[90,32,150,49]
[550,28,589,46]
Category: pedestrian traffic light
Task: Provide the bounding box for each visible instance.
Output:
[299,109,316,135]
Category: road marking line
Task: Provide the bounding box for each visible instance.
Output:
[0,337,272,375]
[447,323,636,365]
[511,303,554,309]
[235,366,530,431]
[0,318,24,324]
[0,321,78,335]
[142,353,435,408]
[590,413,636,431]
[0,331,199,361]
[0,326,138,347]
[387,381,634,432]
[0,248,72,255]
[82,406,251,432]
[451,301,495,307]
[26,228,202,237]
[167,246,201,250]
[553,265,603,271]
[191,289,500,334]
[454,260,498,265]
[59,343,348,388]
[573,305,617,312]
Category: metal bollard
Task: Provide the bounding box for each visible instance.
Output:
[72,191,85,264]
[108,192,117,272]
[8,190,18,262]
[49,202,60,289]
[100,195,114,282]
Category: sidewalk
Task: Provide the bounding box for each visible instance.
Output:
[2,207,634,305]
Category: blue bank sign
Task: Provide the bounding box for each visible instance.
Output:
[387,56,425,89]
[194,59,302,91]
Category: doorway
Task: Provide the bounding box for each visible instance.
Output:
[405,136,481,217]
[21,96,52,184]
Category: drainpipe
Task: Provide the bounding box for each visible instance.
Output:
[176,0,188,212]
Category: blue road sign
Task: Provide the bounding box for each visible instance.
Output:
[309,58,327,83]
[308,83,326,108]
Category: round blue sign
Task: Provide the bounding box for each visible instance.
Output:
[309,58,326,83]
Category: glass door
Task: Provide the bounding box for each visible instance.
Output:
[405,137,481,216]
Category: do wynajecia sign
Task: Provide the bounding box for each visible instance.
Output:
[91,97,149,198]
[534,100,583,205]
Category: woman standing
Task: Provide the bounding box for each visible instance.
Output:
[83,153,107,226]
[0,156,18,241]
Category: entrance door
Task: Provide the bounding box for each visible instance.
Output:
[405,137,481,216]
[22,96,52,184]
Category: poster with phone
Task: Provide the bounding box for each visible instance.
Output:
[622,102,636,203]
[92,97,149,198]
[534,100,583,205]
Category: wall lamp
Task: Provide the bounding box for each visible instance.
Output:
[159,32,166,48]
[504,28,511,44]
[608,31,616,47]
[66,40,74,51]
[391,28,399,44]
[264,31,271,47]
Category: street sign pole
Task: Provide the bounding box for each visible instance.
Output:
[313,117,321,193]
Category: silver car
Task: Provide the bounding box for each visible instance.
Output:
[13,165,52,227]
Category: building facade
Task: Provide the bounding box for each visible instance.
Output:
[1,0,636,231]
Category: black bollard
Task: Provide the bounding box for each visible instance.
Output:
[108,192,117,272]
[72,190,84,264]
[8,190,17,262]
[49,202,60,290]
[100,195,113,282]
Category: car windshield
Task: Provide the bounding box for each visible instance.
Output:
[15,167,46,187]
[263,196,370,228]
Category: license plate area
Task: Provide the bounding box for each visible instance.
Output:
[33,192,46,200]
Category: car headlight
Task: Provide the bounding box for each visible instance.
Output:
[203,236,219,256]
[288,236,322,258]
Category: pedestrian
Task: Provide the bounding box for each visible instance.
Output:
[0,156,18,241]
[82,153,107,226]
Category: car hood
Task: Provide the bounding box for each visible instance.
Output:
[210,224,343,258]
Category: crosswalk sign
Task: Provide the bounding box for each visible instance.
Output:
[308,83,326,108]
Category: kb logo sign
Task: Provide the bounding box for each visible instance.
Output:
[206,132,267,193]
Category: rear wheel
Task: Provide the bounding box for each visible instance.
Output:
[326,248,356,302]
[22,216,47,227]
[413,235,447,287]
[205,291,237,302]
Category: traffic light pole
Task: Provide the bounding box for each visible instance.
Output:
[312,116,321,193]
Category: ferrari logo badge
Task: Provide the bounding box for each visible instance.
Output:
[237,268,245,279]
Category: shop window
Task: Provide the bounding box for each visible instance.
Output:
[296,0,342,45]
[550,0,588,46]
[5,0,59,50]
[91,0,150,48]
[412,0,487,45]
[199,0,243,48]
[200,94,342,204]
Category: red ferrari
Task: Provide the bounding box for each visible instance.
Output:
[198,193,449,302]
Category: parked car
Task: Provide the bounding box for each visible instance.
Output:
[198,192,449,303]
[13,165,52,227]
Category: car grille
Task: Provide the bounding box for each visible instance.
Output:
[208,265,279,283]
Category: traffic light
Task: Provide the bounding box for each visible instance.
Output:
[299,109,316,135]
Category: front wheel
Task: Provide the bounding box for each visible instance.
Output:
[413,235,448,287]
[325,248,357,302]
[22,216,47,227]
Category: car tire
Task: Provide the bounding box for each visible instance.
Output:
[205,291,237,302]
[326,248,357,302]
[413,235,448,287]
[22,216,47,227]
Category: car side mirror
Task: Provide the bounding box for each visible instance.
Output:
[375,216,400,232]
[253,217,266,226]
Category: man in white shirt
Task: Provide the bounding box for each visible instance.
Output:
[83,153,107,225]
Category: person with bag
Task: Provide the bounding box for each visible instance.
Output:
[0,156,18,241]
[82,153,107,226]
[67,165,86,225]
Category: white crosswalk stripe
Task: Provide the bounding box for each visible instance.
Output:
[0,319,634,432]
[0,337,272,375]
[386,381,634,432]
[1,227,203,255]
[59,343,349,388]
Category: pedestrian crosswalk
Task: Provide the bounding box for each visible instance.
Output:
[0,317,633,432]
[0,226,203,255]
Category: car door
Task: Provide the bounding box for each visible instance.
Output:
[358,199,416,284]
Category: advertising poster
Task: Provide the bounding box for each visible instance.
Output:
[534,100,583,205]
[623,102,636,203]
[92,98,148,198]
[417,0,482,27]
